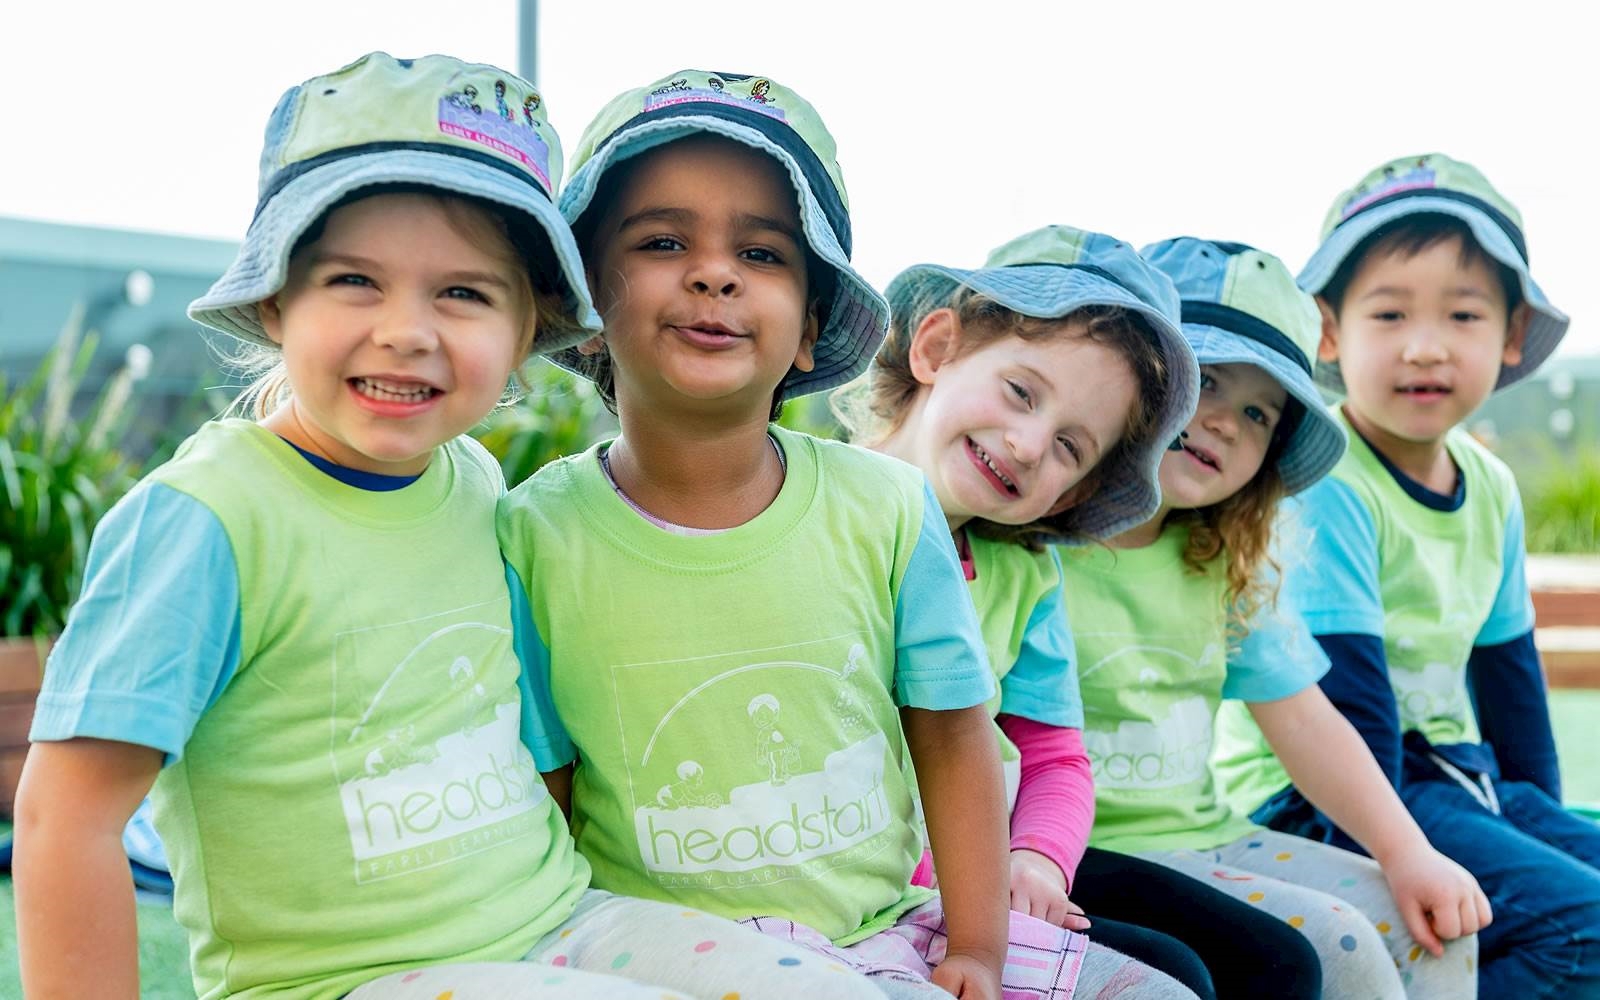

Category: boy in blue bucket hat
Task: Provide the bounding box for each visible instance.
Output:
[1212,153,1600,999]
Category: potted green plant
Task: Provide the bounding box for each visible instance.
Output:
[1,305,150,816]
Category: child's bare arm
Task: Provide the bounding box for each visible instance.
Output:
[540,763,574,819]
[903,704,1008,999]
[14,738,162,1000]
[1251,687,1491,955]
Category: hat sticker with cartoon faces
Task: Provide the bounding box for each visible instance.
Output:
[439,74,552,188]
[1340,156,1437,222]
[642,73,787,123]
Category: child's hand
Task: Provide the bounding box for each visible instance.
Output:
[1382,843,1493,957]
[1009,849,1091,930]
[931,951,1003,999]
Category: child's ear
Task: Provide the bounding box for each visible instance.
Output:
[256,297,285,346]
[792,300,821,373]
[575,333,607,357]
[1502,301,1532,368]
[1315,296,1341,364]
[907,309,962,386]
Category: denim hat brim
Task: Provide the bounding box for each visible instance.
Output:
[887,262,1199,542]
[1299,196,1569,395]
[188,148,601,354]
[1183,323,1347,495]
[554,117,889,403]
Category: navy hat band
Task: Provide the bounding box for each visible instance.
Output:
[252,140,549,222]
[594,101,852,256]
[1181,300,1312,377]
[1336,187,1528,264]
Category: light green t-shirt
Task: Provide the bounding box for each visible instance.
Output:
[122,421,586,1000]
[1061,525,1326,854]
[500,428,994,944]
[1212,412,1533,815]
[966,535,1082,807]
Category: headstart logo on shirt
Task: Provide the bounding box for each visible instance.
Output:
[613,634,910,890]
[330,604,546,884]
[1085,694,1214,789]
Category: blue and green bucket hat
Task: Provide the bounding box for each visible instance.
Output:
[1142,238,1347,495]
[887,225,1200,541]
[188,52,599,353]
[1299,153,1569,394]
[554,69,889,402]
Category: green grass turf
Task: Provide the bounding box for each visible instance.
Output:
[2,691,1598,997]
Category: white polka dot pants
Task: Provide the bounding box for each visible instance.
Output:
[348,888,886,999]
[1141,830,1478,999]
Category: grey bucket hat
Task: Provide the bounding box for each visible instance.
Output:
[1142,237,1347,495]
[887,225,1200,541]
[1299,153,1568,395]
[188,51,600,354]
[552,69,889,403]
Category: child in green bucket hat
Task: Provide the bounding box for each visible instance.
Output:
[1214,153,1600,999]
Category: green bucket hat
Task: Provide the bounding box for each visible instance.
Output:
[554,69,889,402]
[1142,237,1347,496]
[1299,153,1568,394]
[188,51,600,354]
[886,225,1200,542]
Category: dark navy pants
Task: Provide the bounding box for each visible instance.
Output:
[1257,743,1600,1000]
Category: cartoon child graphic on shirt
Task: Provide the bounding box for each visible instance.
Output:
[656,760,726,809]
[749,694,802,785]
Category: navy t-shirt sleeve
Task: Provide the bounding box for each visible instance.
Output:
[1315,633,1404,788]
[1469,631,1560,798]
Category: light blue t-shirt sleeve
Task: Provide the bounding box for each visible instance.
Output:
[1281,480,1386,638]
[1477,490,1537,645]
[29,482,239,762]
[1225,557,1333,702]
[997,549,1084,728]
[506,561,577,771]
[893,481,997,710]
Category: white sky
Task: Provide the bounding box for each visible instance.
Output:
[3,0,1594,352]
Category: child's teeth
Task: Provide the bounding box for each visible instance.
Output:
[357,378,432,402]
[975,445,1014,489]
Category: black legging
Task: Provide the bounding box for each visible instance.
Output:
[1074,847,1323,1000]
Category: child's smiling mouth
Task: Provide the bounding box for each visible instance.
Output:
[348,376,443,413]
[1397,381,1452,399]
[1181,441,1222,472]
[966,437,1019,497]
[670,319,748,349]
